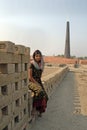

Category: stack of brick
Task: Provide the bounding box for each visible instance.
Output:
[42,66,69,98]
[0,41,30,130]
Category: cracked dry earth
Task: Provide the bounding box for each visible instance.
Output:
[29,65,87,130]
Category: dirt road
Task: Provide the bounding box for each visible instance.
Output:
[29,66,87,130]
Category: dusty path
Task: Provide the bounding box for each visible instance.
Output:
[29,67,87,130]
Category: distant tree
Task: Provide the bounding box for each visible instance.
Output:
[57,54,64,57]
[70,55,76,59]
[78,57,84,60]
[84,56,87,59]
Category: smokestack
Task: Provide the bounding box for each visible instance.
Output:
[64,21,70,58]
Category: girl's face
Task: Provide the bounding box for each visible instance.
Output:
[34,53,41,62]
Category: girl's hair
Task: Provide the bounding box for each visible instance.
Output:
[33,50,42,60]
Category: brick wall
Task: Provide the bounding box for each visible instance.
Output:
[0,41,30,130]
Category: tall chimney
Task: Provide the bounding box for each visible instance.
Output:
[64,21,70,58]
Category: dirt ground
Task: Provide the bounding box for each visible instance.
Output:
[42,66,60,77]
[73,65,87,115]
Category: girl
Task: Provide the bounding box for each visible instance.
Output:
[29,50,48,117]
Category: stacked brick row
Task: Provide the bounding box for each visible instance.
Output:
[0,41,30,130]
[42,67,69,98]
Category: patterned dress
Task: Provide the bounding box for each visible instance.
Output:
[30,63,42,85]
[29,63,48,113]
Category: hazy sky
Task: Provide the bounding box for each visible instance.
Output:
[0,0,87,57]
